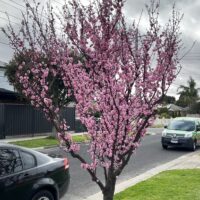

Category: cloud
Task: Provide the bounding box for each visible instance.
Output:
[0,0,199,96]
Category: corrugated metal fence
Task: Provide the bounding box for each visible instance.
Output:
[0,104,76,139]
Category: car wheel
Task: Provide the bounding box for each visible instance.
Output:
[32,190,54,200]
[162,144,168,150]
[190,140,197,151]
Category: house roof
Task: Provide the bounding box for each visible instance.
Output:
[0,88,19,100]
[167,104,184,112]
[0,88,16,94]
[0,60,14,91]
[0,60,7,68]
[0,87,29,104]
[0,88,19,101]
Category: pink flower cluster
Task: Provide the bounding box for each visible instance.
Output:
[6,0,181,176]
[61,0,181,171]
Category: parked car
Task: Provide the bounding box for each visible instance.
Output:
[161,117,200,151]
[0,143,70,200]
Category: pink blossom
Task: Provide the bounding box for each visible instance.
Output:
[70,143,80,152]
[44,98,52,107]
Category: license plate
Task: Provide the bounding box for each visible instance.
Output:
[171,139,178,144]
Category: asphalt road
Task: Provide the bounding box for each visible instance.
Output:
[40,128,192,200]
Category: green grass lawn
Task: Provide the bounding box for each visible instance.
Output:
[114,169,200,200]
[10,134,89,148]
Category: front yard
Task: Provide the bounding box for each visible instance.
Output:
[114,169,200,200]
[10,134,89,148]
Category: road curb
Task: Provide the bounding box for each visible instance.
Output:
[86,151,199,200]
[33,142,90,151]
[146,132,156,136]
[32,145,59,150]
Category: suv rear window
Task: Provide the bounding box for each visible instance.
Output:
[167,120,195,131]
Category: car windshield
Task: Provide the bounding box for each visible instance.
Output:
[167,120,195,131]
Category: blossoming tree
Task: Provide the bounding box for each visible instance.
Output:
[3,0,182,199]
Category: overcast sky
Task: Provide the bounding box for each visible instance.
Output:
[0,0,200,98]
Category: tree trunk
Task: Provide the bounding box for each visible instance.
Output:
[48,126,56,138]
[103,176,116,200]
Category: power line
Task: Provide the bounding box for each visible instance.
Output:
[182,57,200,59]
[0,16,21,26]
[0,10,22,21]
[0,0,25,13]
[0,0,63,33]
[0,0,49,21]
[180,68,200,75]
[52,0,63,6]
[0,2,200,80]
[0,41,10,46]
[8,0,26,9]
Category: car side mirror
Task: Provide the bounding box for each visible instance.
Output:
[164,125,167,129]
[196,125,200,131]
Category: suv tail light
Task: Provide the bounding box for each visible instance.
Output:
[64,158,69,170]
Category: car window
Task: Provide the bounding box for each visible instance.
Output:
[197,121,200,130]
[20,151,36,170]
[167,120,195,131]
[0,148,23,177]
[33,151,51,165]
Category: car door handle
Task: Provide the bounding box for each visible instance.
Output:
[17,173,30,184]
[24,173,29,177]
